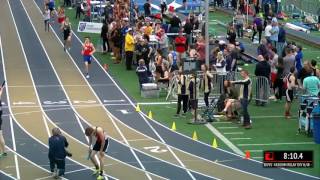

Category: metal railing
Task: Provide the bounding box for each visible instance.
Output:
[166,71,270,104]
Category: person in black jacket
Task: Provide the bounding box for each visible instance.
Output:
[100,21,109,53]
[48,128,71,178]
[255,55,271,106]
[136,59,150,89]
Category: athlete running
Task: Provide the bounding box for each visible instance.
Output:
[85,126,109,180]
[43,5,51,32]
[60,17,72,51]
[81,37,96,78]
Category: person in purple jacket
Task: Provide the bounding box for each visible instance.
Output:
[252,14,263,44]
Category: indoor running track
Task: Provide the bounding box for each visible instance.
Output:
[0,0,319,179]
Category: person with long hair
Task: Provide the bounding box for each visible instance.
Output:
[81,37,96,78]
[60,17,72,51]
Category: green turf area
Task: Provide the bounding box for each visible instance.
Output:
[58,4,320,176]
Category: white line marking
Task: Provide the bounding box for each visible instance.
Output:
[223,132,244,135]
[9,117,20,180]
[237,142,315,146]
[26,1,155,179]
[9,1,117,179]
[206,124,244,155]
[7,84,116,88]
[137,102,177,105]
[0,170,16,180]
[0,26,20,180]
[230,138,252,140]
[211,121,232,124]
[42,115,51,137]
[125,138,152,142]
[217,127,239,129]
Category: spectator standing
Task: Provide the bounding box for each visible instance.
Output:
[269,19,279,48]
[227,25,237,44]
[284,67,298,118]
[311,60,320,77]
[124,28,135,70]
[234,11,245,38]
[184,18,193,50]
[75,0,83,19]
[252,14,263,44]
[175,70,189,117]
[136,38,152,67]
[160,0,167,15]
[200,64,213,107]
[174,30,187,63]
[298,61,313,86]
[257,38,268,57]
[100,21,109,53]
[48,128,70,179]
[274,57,284,101]
[168,45,179,73]
[110,26,122,64]
[157,29,169,58]
[282,47,295,76]
[254,55,271,106]
[264,20,272,43]
[196,36,206,65]
[0,87,6,158]
[144,0,151,17]
[215,51,227,74]
[169,13,181,35]
[225,44,239,72]
[303,74,320,96]
[295,45,303,73]
[277,22,286,56]
[231,70,252,129]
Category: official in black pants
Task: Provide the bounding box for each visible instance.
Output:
[124,28,135,70]
[231,70,252,129]
[175,71,188,117]
[200,64,213,107]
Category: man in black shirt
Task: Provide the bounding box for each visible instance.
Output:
[136,38,152,66]
[144,0,151,17]
[184,18,193,49]
[255,55,271,106]
[231,70,252,129]
[169,13,181,35]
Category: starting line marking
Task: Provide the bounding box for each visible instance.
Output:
[237,142,315,146]
[247,150,263,152]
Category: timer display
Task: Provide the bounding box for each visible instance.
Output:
[263,151,313,168]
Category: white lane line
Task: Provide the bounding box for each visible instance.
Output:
[0,170,16,180]
[251,157,263,159]
[9,1,118,179]
[217,127,239,129]
[33,2,199,179]
[9,116,20,179]
[26,1,156,179]
[238,142,315,146]
[223,132,244,135]
[230,138,252,140]
[211,121,232,124]
[206,124,244,155]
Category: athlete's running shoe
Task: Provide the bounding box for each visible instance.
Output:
[86,74,90,79]
[92,169,99,176]
[97,175,104,180]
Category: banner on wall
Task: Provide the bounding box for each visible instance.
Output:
[77,21,103,34]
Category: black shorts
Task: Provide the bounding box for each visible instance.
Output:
[190,99,198,109]
[286,89,294,102]
[93,139,109,152]
[63,30,71,40]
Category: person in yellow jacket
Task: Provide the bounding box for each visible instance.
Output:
[125,28,135,70]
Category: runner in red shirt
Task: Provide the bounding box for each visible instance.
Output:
[174,30,187,64]
[81,37,96,78]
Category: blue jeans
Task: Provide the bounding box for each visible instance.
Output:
[240,99,250,125]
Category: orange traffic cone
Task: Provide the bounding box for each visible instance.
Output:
[245,150,251,159]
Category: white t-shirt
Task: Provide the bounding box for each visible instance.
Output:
[44,9,50,20]
[264,25,272,37]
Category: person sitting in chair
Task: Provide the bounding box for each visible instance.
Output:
[136,59,150,89]
[219,80,239,119]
